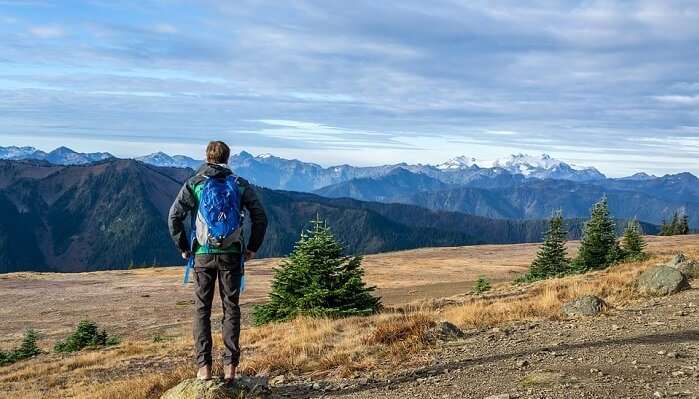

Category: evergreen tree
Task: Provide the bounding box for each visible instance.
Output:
[670,212,680,235]
[660,217,671,236]
[572,197,619,271]
[472,276,491,294]
[525,211,570,281]
[253,217,381,325]
[621,219,647,261]
[678,214,690,235]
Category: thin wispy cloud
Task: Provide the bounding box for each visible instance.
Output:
[0,0,698,176]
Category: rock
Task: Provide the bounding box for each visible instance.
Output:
[561,295,606,317]
[516,359,529,368]
[427,321,466,341]
[667,254,699,280]
[484,394,513,399]
[269,375,285,386]
[636,266,691,296]
[160,377,270,399]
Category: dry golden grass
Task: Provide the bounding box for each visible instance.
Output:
[1,235,697,399]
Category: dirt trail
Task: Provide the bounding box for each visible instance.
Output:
[313,288,699,399]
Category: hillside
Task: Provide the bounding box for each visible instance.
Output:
[0,235,697,398]
[0,159,644,273]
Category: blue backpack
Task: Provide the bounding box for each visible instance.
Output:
[183,175,244,285]
[195,175,244,249]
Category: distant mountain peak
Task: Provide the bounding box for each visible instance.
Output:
[493,153,605,181]
[237,150,254,159]
[436,155,479,170]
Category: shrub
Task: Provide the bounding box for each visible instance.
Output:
[54,320,119,353]
[472,276,492,294]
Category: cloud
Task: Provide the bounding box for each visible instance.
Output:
[153,23,177,34]
[28,25,65,38]
[1,0,699,176]
[653,95,699,105]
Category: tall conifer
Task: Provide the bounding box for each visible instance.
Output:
[525,211,570,281]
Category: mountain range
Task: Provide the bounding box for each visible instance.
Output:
[1,145,694,231]
[1,146,607,189]
[0,158,656,273]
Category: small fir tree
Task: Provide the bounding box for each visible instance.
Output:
[660,218,671,236]
[15,329,41,359]
[525,211,570,281]
[621,219,647,261]
[253,217,381,325]
[670,212,680,235]
[572,196,619,271]
[678,214,690,235]
[472,276,491,294]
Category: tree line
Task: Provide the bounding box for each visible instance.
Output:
[521,196,653,282]
[659,211,690,236]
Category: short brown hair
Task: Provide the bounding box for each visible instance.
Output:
[206,141,230,164]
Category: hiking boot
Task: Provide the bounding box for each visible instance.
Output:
[197,364,212,380]
[223,364,236,382]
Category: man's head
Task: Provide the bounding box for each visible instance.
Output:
[206,141,231,164]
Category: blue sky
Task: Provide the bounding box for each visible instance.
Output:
[0,0,698,176]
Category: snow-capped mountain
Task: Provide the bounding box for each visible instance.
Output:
[618,172,657,181]
[436,156,479,170]
[0,146,47,160]
[493,153,605,182]
[46,147,113,165]
[0,146,113,165]
[136,152,202,169]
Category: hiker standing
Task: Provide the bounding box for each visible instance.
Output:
[168,141,268,382]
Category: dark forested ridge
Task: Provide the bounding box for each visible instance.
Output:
[317,169,699,228]
[0,159,658,273]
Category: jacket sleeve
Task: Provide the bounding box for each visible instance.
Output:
[241,184,268,253]
[168,182,196,253]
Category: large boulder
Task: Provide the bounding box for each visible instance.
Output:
[561,295,606,317]
[636,266,690,296]
[161,377,270,399]
[666,253,699,279]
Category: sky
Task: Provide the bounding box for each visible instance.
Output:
[0,0,698,177]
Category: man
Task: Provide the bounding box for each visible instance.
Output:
[168,141,268,381]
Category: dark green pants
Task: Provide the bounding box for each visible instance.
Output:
[193,253,243,367]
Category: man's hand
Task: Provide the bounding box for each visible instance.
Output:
[244,250,256,261]
[181,251,191,260]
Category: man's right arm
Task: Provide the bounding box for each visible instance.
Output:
[168,182,196,255]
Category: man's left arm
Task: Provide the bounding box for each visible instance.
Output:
[241,183,268,259]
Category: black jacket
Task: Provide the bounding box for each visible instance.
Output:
[168,163,268,254]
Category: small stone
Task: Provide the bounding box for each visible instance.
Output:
[611,324,621,331]
[270,375,286,385]
[516,359,529,368]
[671,371,685,377]
[666,352,680,359]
